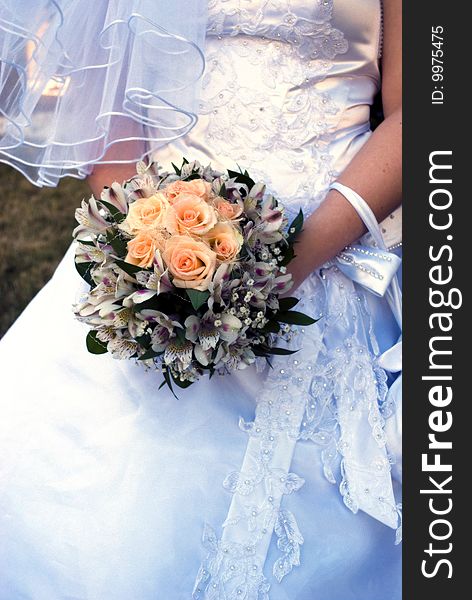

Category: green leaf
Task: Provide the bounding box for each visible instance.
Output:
[260,320,281,334]
[219,182,227,198]
[275,310,318,326]
[171,375,194,390]
[253,346,269,357]
[278,297,300,312]
[186,289,211,311]
[75,261,94,287]
[160,369,179,400]
[106,229,128,257]
[99,199,126,224]
[287,209,304,243]
[279,246,296,267]
[160,368,194,397]
[226,168,255,189]
[227,169,242,179]
[263,346,299,356]
[138,349,164,361]
[86,330,108,354]
[253,344,299,357]
[171,162,181,176]
[115,259,144,276]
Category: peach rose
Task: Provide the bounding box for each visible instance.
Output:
[214,197,244,221]
[164,179,212,204]
[204,223,243,262]
[163,235,217,291]
[125,231,160,268]
[121,192,169,234]
[165,193,218,236]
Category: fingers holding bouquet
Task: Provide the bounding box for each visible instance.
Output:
[72,159,316,394]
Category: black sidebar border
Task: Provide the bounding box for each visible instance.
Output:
[404,1,467,597]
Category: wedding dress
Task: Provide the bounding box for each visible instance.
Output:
[0,1,402,599]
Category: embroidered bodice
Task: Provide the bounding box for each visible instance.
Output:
[158,0,382,209]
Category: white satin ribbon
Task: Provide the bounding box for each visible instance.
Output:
[335,244,402,297]
[329,182,402,532]
[377,339,402,373]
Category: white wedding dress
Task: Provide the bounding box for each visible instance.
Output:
[0,1,402,599]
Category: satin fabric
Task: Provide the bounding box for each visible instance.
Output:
[0,2,401,598]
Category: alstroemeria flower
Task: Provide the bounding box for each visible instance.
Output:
[73,196,109,239]
[73,273,121,323]
[185,311,242,365]
[271,273,293,295]
[124,251,173,305]
[243,182,266,220]
[75,242,106,265]
[100,182,128,214]
[137,310,183,353]
[112,308,147,338]
[215,342,256,370]
[207,263,232,310]
[164,337,193,367]
[108,334,139,359]
[257,196,284,243]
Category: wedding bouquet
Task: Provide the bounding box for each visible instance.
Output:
[73,159,315,393]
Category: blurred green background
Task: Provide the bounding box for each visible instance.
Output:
[0,164,87,337]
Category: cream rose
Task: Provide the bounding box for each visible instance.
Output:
[214,197,244,221]
[163,235,217,291]
[165,193,218,236]
[204,222,243,262]
[125,231,160,268]
[164,179,212,204]
[121,192,169,234]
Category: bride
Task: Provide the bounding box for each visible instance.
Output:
[0,1,402,598]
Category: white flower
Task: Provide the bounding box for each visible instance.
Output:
[73,196,109,239]
[113,308,147,338]
[124,251,173,306]
[164,338,193,367]
[100,182,128,214]
[108,335,139,359]
[75,242,106,265]
[184,311,243,366]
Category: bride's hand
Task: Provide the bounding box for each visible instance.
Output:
[280,187,369,297]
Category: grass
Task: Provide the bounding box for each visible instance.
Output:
[0,164,88,337]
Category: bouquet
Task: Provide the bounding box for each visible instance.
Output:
[73,159,316,394]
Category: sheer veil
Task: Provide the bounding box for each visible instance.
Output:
[0,0,208,186]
